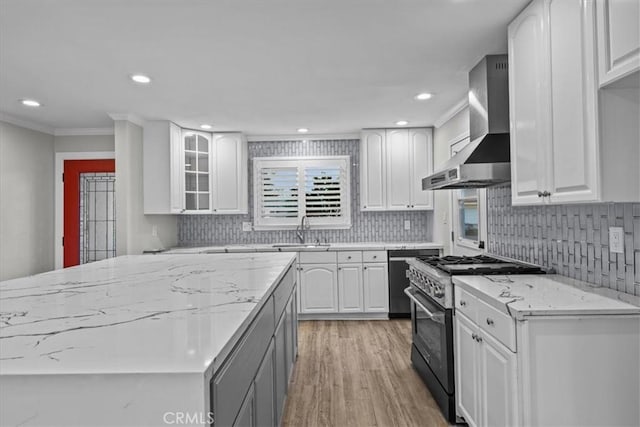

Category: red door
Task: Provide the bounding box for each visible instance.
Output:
[63,159,115,267]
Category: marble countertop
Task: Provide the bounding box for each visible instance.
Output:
[166,241,443,254]
[0,253,297,376]
[453,274,640,320]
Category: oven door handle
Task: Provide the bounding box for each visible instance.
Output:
[404,287,435,318]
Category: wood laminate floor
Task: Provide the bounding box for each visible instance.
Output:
[282,320,450,427]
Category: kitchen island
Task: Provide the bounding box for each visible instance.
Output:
[0,253,297,427]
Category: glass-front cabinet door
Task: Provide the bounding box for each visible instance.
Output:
[183,131,212,212]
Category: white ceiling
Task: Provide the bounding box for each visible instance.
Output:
[0,0,528,135]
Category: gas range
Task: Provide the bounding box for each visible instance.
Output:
[406,254,545,308]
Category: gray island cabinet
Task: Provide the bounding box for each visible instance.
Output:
[212,265,297,427]
[0,253,298,427]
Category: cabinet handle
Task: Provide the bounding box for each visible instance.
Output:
[406,204,410,208]
[542,191,551,197]
[364,266,368,270]
[338,267,342,271]
[347,256,351,259]
[477,336,483,343]
[373,255,377,259]
[537,191,544,198]
[460,300,467,306]
[472,333,477,340]
[486,318,494,326]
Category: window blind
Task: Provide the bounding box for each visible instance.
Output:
[253,156,351,229]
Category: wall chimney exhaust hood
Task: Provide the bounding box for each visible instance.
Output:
[423,55,511,191]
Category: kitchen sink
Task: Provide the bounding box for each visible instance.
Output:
[271,243,331,248]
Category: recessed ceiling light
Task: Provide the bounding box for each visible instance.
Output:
[131,74,151,84]
[200,124,212,130]
[395,120,409,126]
[297,128,309,133]
[414,92,433,101]
[21,99,41,107]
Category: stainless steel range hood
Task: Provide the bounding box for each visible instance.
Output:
[423,55,511,190]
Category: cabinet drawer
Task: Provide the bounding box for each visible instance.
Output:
[212,297,275,427]
[455,287,479,323]
[298,251,337,264]
[477,298,516,352]
[362,250,386,263]
[274,266,295,320]
[337,251,362,264]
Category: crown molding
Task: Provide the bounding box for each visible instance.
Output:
[54,127,114,136]
[0,112,54,135]
[247,133,360,142]
[108,113,145,128]
[433,97,469,128]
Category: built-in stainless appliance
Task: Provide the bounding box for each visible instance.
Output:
[387,249,440,318]
[405,254,545,423]
[422,55,511,190]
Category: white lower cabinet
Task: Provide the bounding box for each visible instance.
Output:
[337,264,363,312]
[298,250,389,316]
[455,311,518,427]
[363,263,388,312]
[299,263,338,313]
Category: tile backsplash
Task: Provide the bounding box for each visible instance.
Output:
[487,184,640,296]
[178,139,433,246]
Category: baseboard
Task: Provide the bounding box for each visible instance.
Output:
[298,312,389,321]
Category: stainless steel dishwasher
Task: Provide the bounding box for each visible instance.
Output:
[387,249,440,318]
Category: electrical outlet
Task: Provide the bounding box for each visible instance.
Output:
[609,227,624,254]
[404,220,411,231]
[242,222,253,232]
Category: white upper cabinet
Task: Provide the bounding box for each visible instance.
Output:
[596,0,640,87]
[386,129,413,209]
[360,128,434,211]
[360,129,387,211]
[211,133,248,214]
[409,128,435,209]
[143,121,249,214]
[508,0,639,206]
[508,0,551,206]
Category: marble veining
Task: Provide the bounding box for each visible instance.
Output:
[453,274,640,320]
[0,253,296,375]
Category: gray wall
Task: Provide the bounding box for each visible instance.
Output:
[0,121,55,280]
[487,184,640,296]
[54,134,115,153]
[179,139,433,245]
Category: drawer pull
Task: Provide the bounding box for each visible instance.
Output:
[373,255,377,259]
[460,300,467,306]
[486,318,494,326]
[347,256,351,259]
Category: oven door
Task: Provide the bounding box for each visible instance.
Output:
[404,286,454,394]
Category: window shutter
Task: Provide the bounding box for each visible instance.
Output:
[304,165,344,218]
[259,167,299,219]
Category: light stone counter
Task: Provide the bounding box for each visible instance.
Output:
[453,274,640,320]
[166,241,443,254]
[0,252,297,426]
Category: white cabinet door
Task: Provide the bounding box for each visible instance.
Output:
[547,0,600,204]
[362,263,388,312]
[299,264,338,313]
[385,129,412,210]
[360,130,387,211]
[169,123,184,213]
[455,312,480,427]
[212,133,248,214]
[337,264,363,312]
[508,0,550,206]
[409,128,434,210]
[183,130,213,213]
[597,0,640,86]
[479,330,519,427]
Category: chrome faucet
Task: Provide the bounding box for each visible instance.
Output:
[296,215,310,244]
